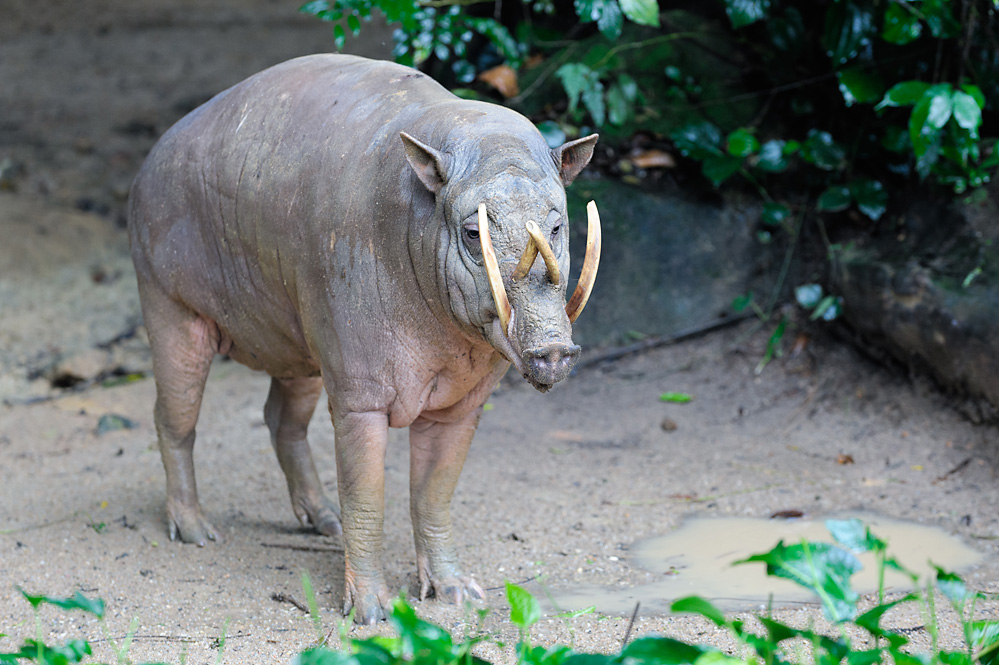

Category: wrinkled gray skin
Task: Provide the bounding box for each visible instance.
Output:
[128,54,597,624]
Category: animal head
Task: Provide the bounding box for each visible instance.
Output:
[400,115,599,392]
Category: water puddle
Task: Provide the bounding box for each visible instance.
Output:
[550,514,983,615]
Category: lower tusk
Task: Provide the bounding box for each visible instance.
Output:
[565,200,601,324]
[478,204,512,332]
[525,220,560,285]
[511,228,539,281]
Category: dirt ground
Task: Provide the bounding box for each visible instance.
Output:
[1,2,998,663]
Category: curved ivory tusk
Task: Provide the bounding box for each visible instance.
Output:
[511,225,539,281]
[565,200,601,324]
[525,220,561,285]
[478,204,512,332]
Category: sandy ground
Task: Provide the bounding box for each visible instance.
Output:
[2,315,998,662]
[1,1,998,663]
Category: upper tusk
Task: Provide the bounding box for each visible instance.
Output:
[478,204,512,333]
[565,200,601,324]
[511,225,539,281]
[525,220,560,285]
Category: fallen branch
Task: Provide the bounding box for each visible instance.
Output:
[272,592,310,613]
[574,313,754,371]
[261,541,344,553]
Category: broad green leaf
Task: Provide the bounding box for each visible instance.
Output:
[940,652,973,665]
[347,14,362,35]
[671,596,726,626]
[837,67,884,107]
[755,316,786,373]
[934,565,976,604]
[971,621,999,665]
[520,644,574,665]
[855,595,918,647]
[926,86,954,129]
[802,130,845,171]
[6,639,92,664]
[574,0,623,39]
[882,3,922,44]
[701,155,742,186]
[723,0,771,29]
[952,91,982,135]
[849,650,890,665]
[726,128,760,158]
[826,518,885,553]
[581,79,607,126]
[537,120,567,149]
[616,73,639,101]
[620,0,660,27]
[299,0,330,16]
[660,392,693,403]
[670,122,723,160]
[761,202,791,226]
[960,84,986,111]
[756,615,804,643]
[506,581,542,630]
[849,179,888,220]
[736,540,861,622]
[732,292,753,312]
[922,0,961,38]
[333,23,346,50]
[822,1,876,65]
[876,81,931,110]
[293,647,363,665]
[621,636,707,665]
[695,653,746,665]
[810,295,841,321]
[596,0,624,39]
[757,140,790,172]
[562,654,617,665]
[908,87,947,175]
[16,588,105,618]
[794,283,823,309]
[389,593,457,661]
[817,186,851,212]
[556,63,598,116]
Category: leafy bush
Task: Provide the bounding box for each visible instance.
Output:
[7,520,998,665]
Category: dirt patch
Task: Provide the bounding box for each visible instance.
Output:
[2,322,998,662]
[1,2,998,663]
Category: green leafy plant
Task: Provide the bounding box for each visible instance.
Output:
[5,520,998,665]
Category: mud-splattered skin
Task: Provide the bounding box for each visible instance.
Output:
[128,54,597,624]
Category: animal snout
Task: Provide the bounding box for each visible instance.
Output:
[522,342,581,387]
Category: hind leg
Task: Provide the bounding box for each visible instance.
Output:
[264,376,342,536]
[141,286,220,546]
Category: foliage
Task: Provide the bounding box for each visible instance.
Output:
[5,520,998,665]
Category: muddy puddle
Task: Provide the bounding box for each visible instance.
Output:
[550,514,984,615]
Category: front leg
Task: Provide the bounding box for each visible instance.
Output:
[333,410,394,624]
[409,410,485,605]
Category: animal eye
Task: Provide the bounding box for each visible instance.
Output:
[550,224,561,239]
[464,226,480,241]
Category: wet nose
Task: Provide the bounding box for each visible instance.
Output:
[522,342,581,387]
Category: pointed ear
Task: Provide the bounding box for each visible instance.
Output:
[400,132,448,194]
[552,134,598,185]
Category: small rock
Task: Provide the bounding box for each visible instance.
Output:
[96,413,139,435]
[0,158,25,190]
[660,417,678,432]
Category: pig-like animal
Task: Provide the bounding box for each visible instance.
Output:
[128,54,601,624]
